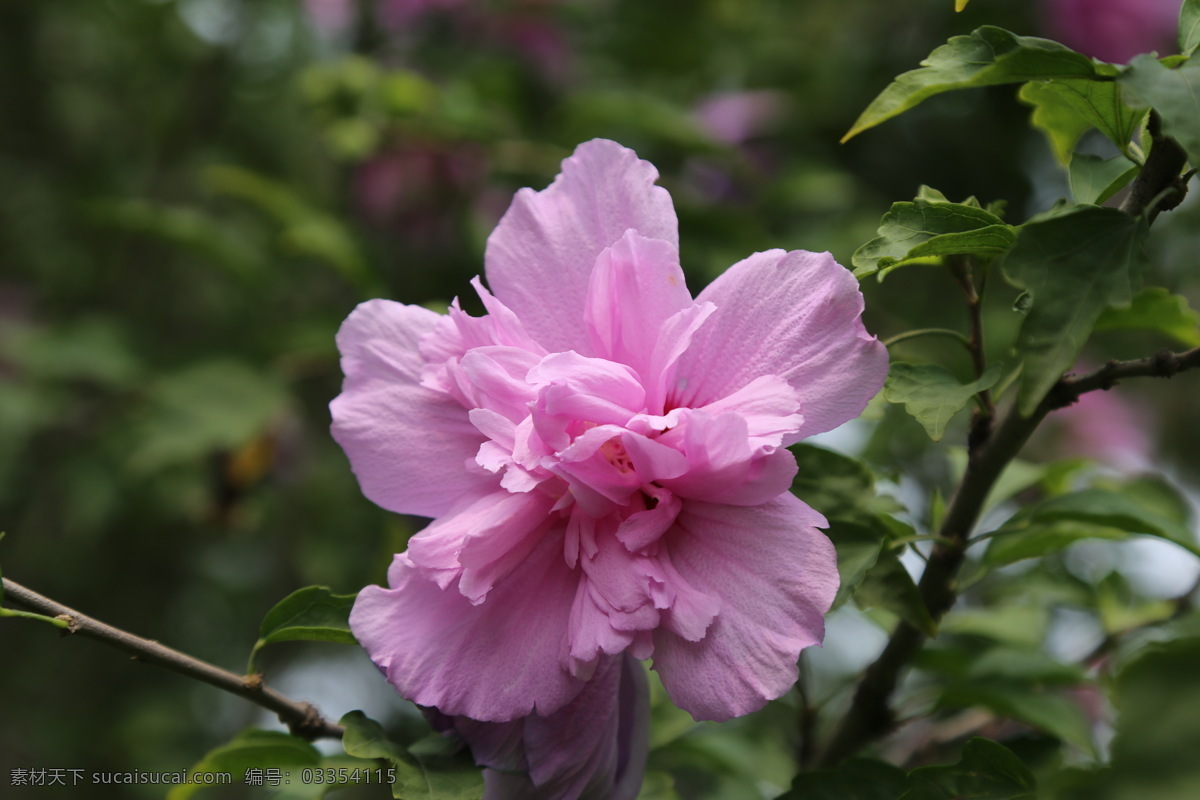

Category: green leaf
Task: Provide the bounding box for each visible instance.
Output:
[940,605,1050,648]
[883,362,1002,441]
[1103,636,1200,799]
[852,200,1014,279]
[1067,153,1139,205]
[844,26,1103,142]
[248,586,358,673]
[854,548,937,636]
[1000,206,1148,415]
[984,487,1200,566]
[936,684,1095,754]
[826,522,889,609]
[167,730,321,800]
[340,711,484,800]
[1120,55,1200,165]
[1020,79,1146,163]
[1181,0,1200,57]
[900,738,1037,800]
[1095,286,1200,346]
[782,758,909,799]
[789,444,902,523]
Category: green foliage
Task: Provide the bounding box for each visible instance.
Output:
[340,711,484,800]
[843,27,1102,142]
[1094,287,1200,346]
[884,362,1002,441]
[983,482,1199,566]
[902,738,1036,800]
[1000,206,1148,415]
[1020,80,1145,164]
[852,199,1013,280]
[1182,0,1200,57]
[782,740,1035,800]
[248,586,358,674]
[1119,55,1200,166]
[168,729,355,800]
[1066,153,1139,205]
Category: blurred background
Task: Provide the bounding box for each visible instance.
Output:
[3,0,1199,798]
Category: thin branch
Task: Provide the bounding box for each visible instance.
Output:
[1120,111,1190,223]
[813,343,1200,767]
[1,577,344,741]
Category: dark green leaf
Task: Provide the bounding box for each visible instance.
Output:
[340,711,484,800]
[900,738,1037,800]
[1103,637,1200,799]
[789,444,901,522]
[852,201,1013,279]
[936,684,1095,754]
[984,487,1200,566]
[844,27,1103,141]
[1095,286,1200,346]
[939,605,1050,648]
[854,548,937,636]
[782,758,909,800]
[884,362,1002,441]
[1000,206,1148,415]
[1181,0,1200,57]
[1020,79,1146,163]
[1119,55,1200,165]
[1067,153,1139,205]
[825,522,888,609]
[248,586,358,673]
[167,730,321,800]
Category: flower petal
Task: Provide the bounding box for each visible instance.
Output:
[331,300,490,518]
[584,230,692,385]
[350,533,584,721]
[453,653,650,800]
[674,249,889,441]
[485,140,679,353]
[651,493,838,721]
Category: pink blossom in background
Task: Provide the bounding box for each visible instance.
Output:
[1041,0,1180,63]
[693,90,786,146]
[1052,384,1154,472]
[333,139,887,796]
[303,0,354,35]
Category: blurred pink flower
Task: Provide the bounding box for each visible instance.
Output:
[1041,0,1180,63]
[334,139,886,794]
[693,90,786,145]
[1053,384,1154,471]
[303,0,354,34]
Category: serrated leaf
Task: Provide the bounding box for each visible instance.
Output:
[854,548,937,636]
[1000,206,1148,415]
[248,586,357,673]
[901,738,1037,800]
[1020,79,1146,164]
[1095,286,1200,346]
[1120,55,1200,165]
[781,758,909,799]
[852,201,1013,279]
[340,711,484,800]
[1181,0,1200,56]
[1068,153,1139,205]
[884,363,1002,441]
[167,730,322,800]
[844,26,1103,142]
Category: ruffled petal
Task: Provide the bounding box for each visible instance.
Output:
[651,493,838,721]
[454,653,650,800]
[675,249,889,441]
[485,140,679,353]
[350,533,584,721]
[330,300,490,518]
[584,230,692,385]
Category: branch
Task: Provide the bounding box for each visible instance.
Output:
[813,344,1200,766]
[1120,110,1189,222]
[1,577,344,741]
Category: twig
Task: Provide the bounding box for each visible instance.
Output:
[1120,111,1189,223]
[1,577,344,741]
[813,344,1200,766]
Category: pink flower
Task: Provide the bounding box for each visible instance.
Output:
[1040,0,1180,64]
[334,139,887,793]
